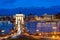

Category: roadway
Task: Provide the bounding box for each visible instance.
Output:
[23,32,60,40]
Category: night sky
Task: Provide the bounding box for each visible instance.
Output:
[0,0,60,16]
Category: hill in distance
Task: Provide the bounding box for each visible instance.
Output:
[0,6,60,16]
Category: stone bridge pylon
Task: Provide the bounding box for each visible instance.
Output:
[15,14,25,35]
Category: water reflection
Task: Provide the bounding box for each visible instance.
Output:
[0,21,14,35]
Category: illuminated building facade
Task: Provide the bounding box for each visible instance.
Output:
[0,13,60,39]
[25,13,60,34]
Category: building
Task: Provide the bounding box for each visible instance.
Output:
[0,13,60,39]
[25,13,60,35]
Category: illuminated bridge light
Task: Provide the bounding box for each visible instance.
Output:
[39,33,41,35]
[52,35,55,39]
[0,14,60,39]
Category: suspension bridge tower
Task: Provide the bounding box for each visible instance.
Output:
[15,14,25,35]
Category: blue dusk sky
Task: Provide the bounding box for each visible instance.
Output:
[0,0,60,9]
[0,0,60,15]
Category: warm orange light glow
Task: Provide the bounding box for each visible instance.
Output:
[54,32,56,34]
[52,35,55,39]
[15,14,24,24]
[22,28,25,30]
[39,33,41,35]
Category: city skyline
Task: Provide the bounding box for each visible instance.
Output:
[0,0,60,40]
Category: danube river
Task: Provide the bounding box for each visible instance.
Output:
[0,21,14,35]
